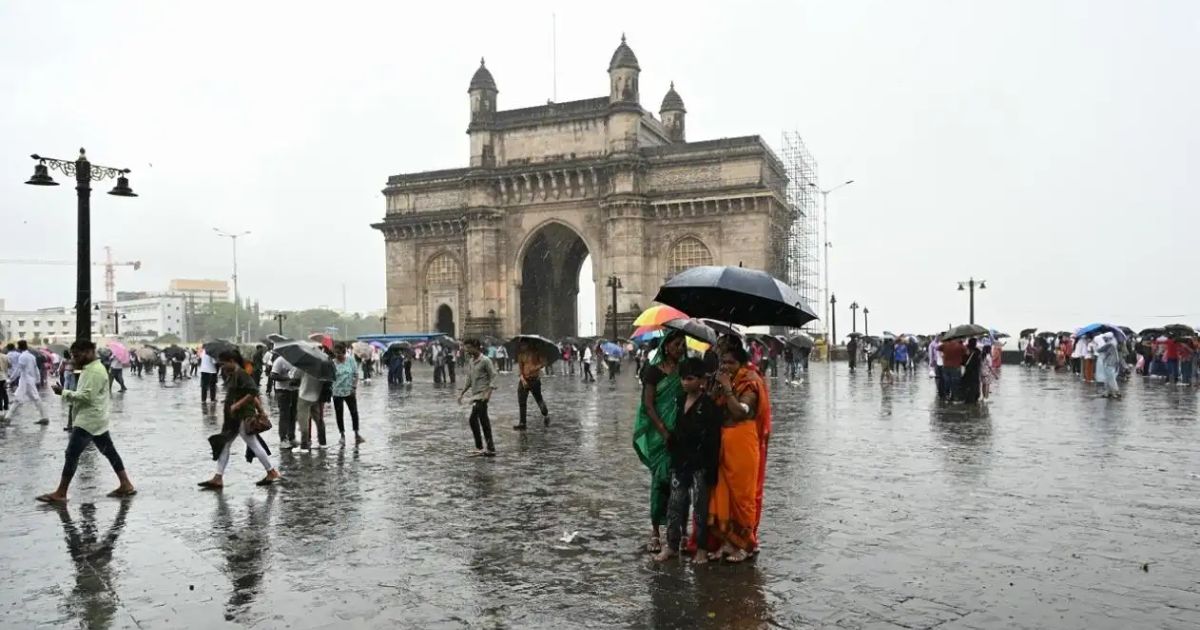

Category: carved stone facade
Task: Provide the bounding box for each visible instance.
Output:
[373,37,790,338]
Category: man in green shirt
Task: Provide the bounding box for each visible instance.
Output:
[458,338,498,457]
[36,340,136,504]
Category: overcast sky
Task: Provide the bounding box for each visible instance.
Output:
[3,1,1197,337]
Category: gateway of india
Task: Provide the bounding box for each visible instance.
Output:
[373,36,790,339]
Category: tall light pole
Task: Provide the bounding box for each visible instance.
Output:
[96,304,126,336]
[957,278,986,324]
[849,301,859,335]
[273,312,287,335]
[214,228,251,342]
[863,307,870,338]
[809,180,854,337]
[830,293,838,348]
[24,149,138,342]
[380,315,388,334]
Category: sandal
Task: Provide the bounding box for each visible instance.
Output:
[107,488,138,498]
[725,549,750,564]
[255,476,281,487]
[645,536,662,553]
[197,480,223,490]
[35,494,67,504]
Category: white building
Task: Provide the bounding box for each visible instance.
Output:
[109,295,189,340]
[168,279,230,304]
[0,300,76,344]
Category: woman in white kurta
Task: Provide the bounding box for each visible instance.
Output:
[10,346,49,423]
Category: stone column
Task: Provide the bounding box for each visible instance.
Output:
[385,235,421,332]
[464,211,504,337]
[601,198,649,338]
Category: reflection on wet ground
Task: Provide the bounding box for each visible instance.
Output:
[2,365,1198,629]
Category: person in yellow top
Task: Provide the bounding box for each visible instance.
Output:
[515,343,549,431]
[36,340,136,504]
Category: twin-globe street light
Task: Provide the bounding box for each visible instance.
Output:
[958,278,987,325]
[809,179,854,343]
[25,149,137,342]
[214,228,251,343]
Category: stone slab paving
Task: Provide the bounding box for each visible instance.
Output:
[1,364,1198,629]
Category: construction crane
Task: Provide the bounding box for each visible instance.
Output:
[0,246,142,318]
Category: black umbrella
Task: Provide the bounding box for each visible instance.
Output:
[746,332,784,353]
[263,334,291,346]
[660,318,718,346]
[438,336,460,350]
[203,339,236,357]
[382,341,413,360]
[786,333,815,350]
[45,343,69,355]
[273,341,335,381]
[507,334,560,365]
[164,344,187,361]
[942,324,990,341]
[697,318,743,339]
[1137,327,1164,338]
[654,266,818,328]
[1019,328,1037,338]
[1036,331,1058,338]
[846,332,863,339]
[1163,324,1196,338]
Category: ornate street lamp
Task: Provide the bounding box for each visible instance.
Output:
[606,275,623,342]
[26,148,137,341]
[273,312,287,335]
[956,278,987,324]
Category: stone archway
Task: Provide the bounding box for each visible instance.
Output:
[519,222,590,338]
[436,303,456,337]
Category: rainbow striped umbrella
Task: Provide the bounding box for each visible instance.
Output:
[633,304,689,327]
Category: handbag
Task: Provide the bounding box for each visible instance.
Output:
[243,409,273,435]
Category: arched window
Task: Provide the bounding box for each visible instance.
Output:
[426,254,461,286]
[667,237,713,277]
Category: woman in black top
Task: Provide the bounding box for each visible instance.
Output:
[199,351,281,489]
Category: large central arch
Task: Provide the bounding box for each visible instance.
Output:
[519,222,590,338]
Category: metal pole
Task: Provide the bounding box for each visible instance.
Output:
[851,305,858,334]
[969,279,975,325]
[830,293,838,348]
[381,316,387,334]
[864,308,869,338]
[75,154,92,342]
[231,235,240,343]
[610,277,619,343]
[822,191,829,335]
[114,309,119,335]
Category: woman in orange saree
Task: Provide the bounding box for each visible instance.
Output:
[707,343,763,562]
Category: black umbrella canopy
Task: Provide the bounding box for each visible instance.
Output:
[746,332,784,353]
[846,332,863,339]
[507,334,560,365]
[942,324,990,341]
[661,318,718,346]
[273,341,335,381]
[1163,324,1196,338]
[438,336,461,350]
[1137,327,1164,338]
[654,266,818,328]
[164,344,187,360]
[203,339,236,357]
[1019,328,1037,338]
[44,343,69,355]
[697,318,744,339]
[786,333,815,350]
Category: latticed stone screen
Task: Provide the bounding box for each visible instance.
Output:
[667,237,712,276]
[426,254,461,286]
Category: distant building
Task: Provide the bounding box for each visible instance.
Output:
[107,295,190,340]
[168,279,230,303]
[0,300,76,344]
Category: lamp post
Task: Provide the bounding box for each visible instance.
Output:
[863,307,870,338]
[606,275,622,342]
[380,315,387,334]
[273,312,287,335]
[96,304,126,336]
[214,228,251,342]
[24,149,137,342]
[809,179,855,337]
[849,301,859,335]
[957,278,987,324]
[830,293,838,347]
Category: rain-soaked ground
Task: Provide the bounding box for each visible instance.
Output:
[2,362,1199,629]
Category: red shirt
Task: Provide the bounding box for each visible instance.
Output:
[1164,339,1179,361]
[941,340,966,368]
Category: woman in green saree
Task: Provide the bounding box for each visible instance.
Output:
[633,331,687,553]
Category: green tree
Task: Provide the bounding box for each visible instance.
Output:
[153,333,182,344]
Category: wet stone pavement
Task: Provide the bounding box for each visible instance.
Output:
[2,363,1199,629]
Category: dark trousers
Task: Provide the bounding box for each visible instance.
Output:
[935,365,947,398]
[607,360,620,381]
[333,394,360,434]
[517,379,547,425]
[583,363,594,382]
[665,468,709,551]
[172,362,182,380]
[468,400,495,451]
[108,368,126,392]
[362,361,373,380]
[0,380,8,410]
[1167,359,1180,383]
[943,366,962,399]
[62,427,125,481]
[434,364,444,384]
[447,362,456,384]
[276,389,298,442]
[404,362,413,382]
[200,372,218,402]
[157,364,166,383]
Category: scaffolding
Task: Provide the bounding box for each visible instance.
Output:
[781,131,821,332]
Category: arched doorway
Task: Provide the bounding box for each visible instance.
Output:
[436,303,456,337]
[520,222,590,338]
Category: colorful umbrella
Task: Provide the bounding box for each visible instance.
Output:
[633,304,689,327]
[105,340,131,365]
[630,327,709,353]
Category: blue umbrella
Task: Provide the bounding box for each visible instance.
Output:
[1076,323,1127,343]
[601,341,623,357]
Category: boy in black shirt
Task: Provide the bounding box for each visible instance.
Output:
[655,357,723,562]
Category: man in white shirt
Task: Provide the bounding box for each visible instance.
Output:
[270,354,299,448]
[199,350,219,404]
[296,369,327,451]
[9,341,50,424]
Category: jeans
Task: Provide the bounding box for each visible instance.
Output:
[1166,359,1180,383]
[276,389,298,443]
[200,372,218,402]
[62,427,125,481]
[943,366,962,399]
[108,368,126,392]
[468,400,495,451]
[1183,360,1194,384]
[296,397,326,447]
[517,379,548,425]
[333,394,360,434]
[664,468,709,552]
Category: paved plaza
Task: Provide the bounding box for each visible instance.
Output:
[1,364,1198,629]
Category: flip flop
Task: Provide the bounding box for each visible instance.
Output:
[255,476,281,487]
[196,480,223,490]
[35,494,67,504]
[107,488,138,498]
